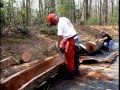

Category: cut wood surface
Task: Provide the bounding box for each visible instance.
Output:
[0,56,18,69]
[85,40,103,52]
[21,52,32,63]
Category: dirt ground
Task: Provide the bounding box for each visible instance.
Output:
[48,56,119,90]
[1,26,57,61]
[1,25,119,61]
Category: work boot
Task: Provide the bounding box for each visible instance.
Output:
[68,73,74,80]
[64,72,74,80]
[74,70,80,76]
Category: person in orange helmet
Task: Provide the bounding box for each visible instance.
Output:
[47,13,80,79]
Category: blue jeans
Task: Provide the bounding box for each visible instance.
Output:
[103,40,113,49]
[74,36,80,73]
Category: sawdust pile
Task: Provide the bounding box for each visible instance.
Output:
[87,71,113,81]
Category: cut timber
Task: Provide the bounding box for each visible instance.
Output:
[0,56,18,69]
[21,52,32,63]
[104,51,119,63]
[80,51,119,64]
[0,54,65,90]
[0,60,41,81]
[85,37,108,52]
[85,40,103,52]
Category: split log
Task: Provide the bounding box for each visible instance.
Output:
[0,60,41,81]
[0,56,18,69]
[85,37,107,52]
[80,51,119,64]
[85,41,103,52]
[0,54,65,90]
[104,51,119,63]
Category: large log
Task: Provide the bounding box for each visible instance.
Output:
[85,37,107,52]
[80,51,119,64]
[85,41,103,52]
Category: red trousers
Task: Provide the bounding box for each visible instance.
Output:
[60,38,75,73]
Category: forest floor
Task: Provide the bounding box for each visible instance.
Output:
[49,56,119,90]
[1,25,119,61]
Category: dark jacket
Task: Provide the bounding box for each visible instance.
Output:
[102,34,112,43]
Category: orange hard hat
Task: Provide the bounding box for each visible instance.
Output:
[47,13,59,26]
[47,13,56,24]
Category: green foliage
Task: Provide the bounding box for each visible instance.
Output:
[40,26,57,35]
[56,0,74,18]
[2,36,25,45]
[17,26,30,35]
[1,0,16,26]
[108,8,119,25]
[0,2,4,8]
[87,16,99,25]
[49,26,57,35]
[0,7,5,25]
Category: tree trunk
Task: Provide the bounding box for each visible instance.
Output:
[11,0,15,26]
[95,0,98,16]
[104,0,108,25]
[8,0,11,25]
[70,0,76,23]
[79,1,84,22]
[99,0,102,25]
[83,0,86,23]
[105,0,108,25]
[85,0,89,20]
[117,0,119,25]
[39,0,43,25]
[49,0,55,13]
[39,0,43,15]
[26,0,31,27]
[111,1,114,16]
[88,0,92,18]
[22,0,26,26]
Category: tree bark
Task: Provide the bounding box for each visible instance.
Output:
[110,0,114,18]
[39,0,43,16]
[85,0,89,20]
[8,0,11,24]
[26,0,31,27]
[88,0,92,18]
[99,0,102,25]
[105,0,108,25]
[22,0,26,26]
[49,0,55,13]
